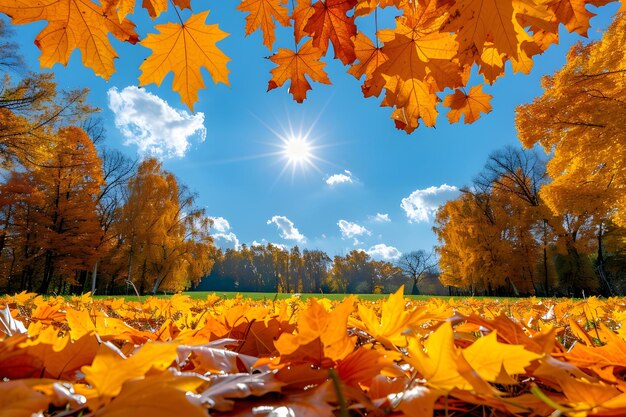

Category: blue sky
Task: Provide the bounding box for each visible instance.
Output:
[4,2,620,261]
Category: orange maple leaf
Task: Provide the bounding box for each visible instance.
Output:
[139,11,230,111]
[302,0,358,64]
[446,0,521,58]
[385,76,439,133]
[354,0,400,17]
[267,40,331,103]
[237,0,291,49]
[274,297,355,363]
[347,33,388,98]
[0,0,139,79]
[292,0,316,44]
[547,0,613,36]
[95,372,206,417]
[443,85,493,124]
[102,0,191,21]
[0,380,49,417]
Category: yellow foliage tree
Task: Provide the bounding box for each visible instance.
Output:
[116,158,216,294]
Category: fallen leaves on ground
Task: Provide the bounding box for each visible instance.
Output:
[3,290,626,416]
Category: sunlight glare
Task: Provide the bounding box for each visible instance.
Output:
[283,136,312,165]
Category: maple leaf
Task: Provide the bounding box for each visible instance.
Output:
[194,372,285,411]
[462,330,542,382]
[267,40,331,103]
[0,306,27,337]
[385,76,439,133]
[546,0,613,36]
[336,347,398,387]
[303,0,358,64]
[273,297,355,364]
[477,43,506,84]
[26,333,100,380]
[103,0,191,21]
[445,0,546,60]
[177,344,257,374]
[65,307,96,340]
[357,285,423,347]
[0,380,49,417]
[237,0,291,49]
[347,32,387,98]
[354,0,400,17]
[292,0,316,43]
[82,341,179,399]
[377,7,458,86]
[405,322,468,391]
[443,85,493,124]
[139,11,230,111]
[390,385,440,417]
[0,0,139,79]
[95,372,206,417]
[101,0,136,21]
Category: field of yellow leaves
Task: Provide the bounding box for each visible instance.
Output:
[2,288,626,416]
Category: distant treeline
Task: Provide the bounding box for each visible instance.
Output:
[195,245,447,295]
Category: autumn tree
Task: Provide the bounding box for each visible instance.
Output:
[115,158,216,294]
[0,171,44,291]
[398,250,437,295]
[434,179,547,296]
[0,127,104,294]
[471,146,561,295]
[0,19,95,168]
[88,149,136,293]
[302,249,331,293]
[516,15,626,295]
[327,250,401,293]
[34,127,104,293]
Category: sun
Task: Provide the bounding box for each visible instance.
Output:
[283,135,312,166]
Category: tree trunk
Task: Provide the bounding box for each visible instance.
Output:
[91,261,99,294]
[543,220,549,296]
[596,222,613,297]
[38,251,54,293]
[411,278,420,295]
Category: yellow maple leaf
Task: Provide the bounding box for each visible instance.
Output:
[356,285,426,347]
[82,341,179,399]
[65,307,96,341]
[139,10,230,111]
[0,0,139,79]
[462,330,542,382]
[405,322,468,391]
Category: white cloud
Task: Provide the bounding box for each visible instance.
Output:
[366,244,402,261]
[208,216,239,249]
[107,86,206,159]
[209,216,230,233]
[371,213,391,223]
[267,216,306,243]
[400,184,460,223]
[326,170,354,186]
[338,220,371,240]
[252,239,288,251]
[213,232,240,250]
